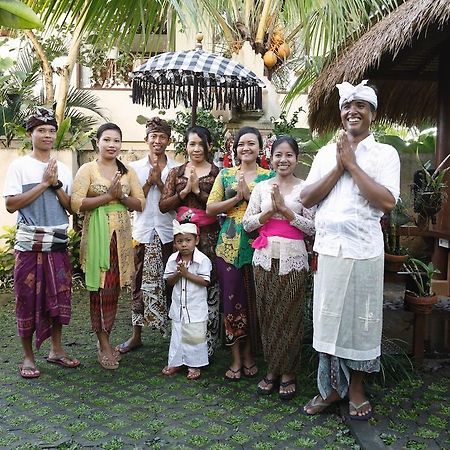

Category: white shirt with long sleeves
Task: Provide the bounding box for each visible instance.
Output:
[242,179,316,275]
[304,134,400,259]
[130,155,180,244]
[164,248,212,323]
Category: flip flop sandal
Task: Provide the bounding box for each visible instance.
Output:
[97,353,119,370]
[348,400,373,421]
[187,368,201,380]
[279,379,296,401]
[224,366,241,381]
[115,342,143,354]
[19,364,41,379]
[162,366,183,376]
[243,363,258,378]
[46,356,80,368]
[257,376,279,395]
[303,395,332,415]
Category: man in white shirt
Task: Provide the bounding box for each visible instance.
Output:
[301,81,400,420]
[116,117,179,353]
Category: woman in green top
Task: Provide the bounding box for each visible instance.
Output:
[207,127,273,380]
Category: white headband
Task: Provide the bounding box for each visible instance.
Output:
[173,220,197,236]
[336,80,378,110]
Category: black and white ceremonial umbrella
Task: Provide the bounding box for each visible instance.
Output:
[131,40,265,125]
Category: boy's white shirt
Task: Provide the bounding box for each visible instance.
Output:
[164,247,211,323]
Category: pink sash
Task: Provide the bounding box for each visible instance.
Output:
[252,218,304,249]
[177,206,217,229]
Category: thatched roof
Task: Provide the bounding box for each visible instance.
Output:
[308,0,450,134]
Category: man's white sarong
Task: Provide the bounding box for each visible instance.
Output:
[313,252,384,361]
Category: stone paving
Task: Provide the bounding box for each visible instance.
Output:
[0,289,449,449]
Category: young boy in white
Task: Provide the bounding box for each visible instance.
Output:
[162,220,211,380]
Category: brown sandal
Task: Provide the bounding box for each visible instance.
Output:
[97,353,119,370]
[162,366,183,376]
[187,368,201,380]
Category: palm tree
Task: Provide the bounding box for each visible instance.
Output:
[197,0,400,95]
[20,0,198,123]
[0,0,42,29]
[0,46,107,147]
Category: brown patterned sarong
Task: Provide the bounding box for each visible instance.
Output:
[14,250,72,349]
[131,235,172,335]
[90,233,120,333]
[254,261,307,374]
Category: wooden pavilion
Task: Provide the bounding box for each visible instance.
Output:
[307,0,450,296]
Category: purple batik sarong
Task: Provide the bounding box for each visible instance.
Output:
[14,251,72,349]
[216,257,260,353]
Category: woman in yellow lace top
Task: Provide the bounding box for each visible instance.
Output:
[71,123,145,369]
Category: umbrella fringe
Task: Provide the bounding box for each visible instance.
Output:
[132,79,263,111]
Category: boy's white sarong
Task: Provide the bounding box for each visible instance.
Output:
[168,320,208,368]
[313,252,384,361]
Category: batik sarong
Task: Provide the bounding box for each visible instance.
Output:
[254,261,308,374]
[14,250,72,349]
[131,234,169,336]
[217,257,260,352]
[90,233,120,333]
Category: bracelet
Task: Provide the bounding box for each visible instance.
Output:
[50,180,63,191]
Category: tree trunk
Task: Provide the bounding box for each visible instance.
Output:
[54,14,85,125]
[24,30,54,104]
[254,0,273,53]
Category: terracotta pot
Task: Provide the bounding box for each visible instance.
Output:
[384,253,409,273]
[404,291,438,315]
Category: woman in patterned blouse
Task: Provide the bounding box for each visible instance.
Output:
[159,126,220,357]
[207,127,273,381]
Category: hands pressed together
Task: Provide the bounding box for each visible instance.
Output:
[107,171,124,200]
[180,166,200,199]
[336,130,357,174]
[42,158,59,187]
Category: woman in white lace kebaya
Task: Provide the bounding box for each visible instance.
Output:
[242,136,315,400]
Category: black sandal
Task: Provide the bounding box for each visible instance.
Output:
[224,366,241,381]
[279,379,296,401]
[243,363,258,378]
[257,376,279,395]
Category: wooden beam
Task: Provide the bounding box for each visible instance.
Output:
[432,41,450,288]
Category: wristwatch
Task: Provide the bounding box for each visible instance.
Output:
[50,180,63,191]
[120,193,129,202]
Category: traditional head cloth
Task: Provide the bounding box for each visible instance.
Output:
[336,80,378,111]
[25,107,58,132]
[173,219,198,236]
[145,117,171,138]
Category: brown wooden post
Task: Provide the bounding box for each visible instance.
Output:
[413,313,426,366]
[432,42,450,283]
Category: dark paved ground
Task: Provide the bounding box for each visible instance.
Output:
[0,288,449,450]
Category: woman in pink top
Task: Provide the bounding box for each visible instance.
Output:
[243,136,315,400]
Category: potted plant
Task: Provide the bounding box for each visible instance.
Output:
[382,198,411,272]
[401,258,439,314]
[412,151,450,224]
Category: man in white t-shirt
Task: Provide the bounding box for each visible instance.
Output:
[116,117,179,354]
[301,81,400,420]
[3,107,79,378]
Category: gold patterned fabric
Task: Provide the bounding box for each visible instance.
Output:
[71,161,145,289]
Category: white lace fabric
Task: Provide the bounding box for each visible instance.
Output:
[243,180,316,275]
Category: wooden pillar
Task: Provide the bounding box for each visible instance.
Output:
[432,43,450,284]
[413,314,426,366]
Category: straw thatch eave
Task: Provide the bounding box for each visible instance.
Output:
[308,0,450,134]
